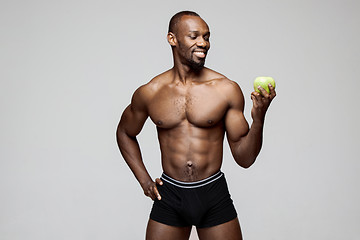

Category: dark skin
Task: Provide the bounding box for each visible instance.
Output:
[117,15,276,240]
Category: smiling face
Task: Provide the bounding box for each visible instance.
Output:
[169,15,210,70]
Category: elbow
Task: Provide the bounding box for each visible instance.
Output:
[242,163,254,169]
[116,125,123,143]
[235,156,257,169]
[116,125,137,147]
[239,162,254,169]
[116,125,128,146]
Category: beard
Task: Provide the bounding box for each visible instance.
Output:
[187,49,207,71]
[188,56,205,71]
[177,41,207,71]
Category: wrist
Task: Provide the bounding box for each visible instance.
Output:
[252,118,264,127]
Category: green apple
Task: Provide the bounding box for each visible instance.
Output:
[254,76,276,94]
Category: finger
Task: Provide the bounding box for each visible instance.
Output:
[251,91,261,99]
[257,86,270,98]
[252,92,264,107]
[251,93,258,108]
[155,178,163,186]
[268,84,276,99]
[145,189,155,200]
[153,185,161,200]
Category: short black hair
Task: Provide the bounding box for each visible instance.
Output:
[168,11,200,34]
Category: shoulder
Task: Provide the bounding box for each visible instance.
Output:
[204,68,240,88]
[205,71,244,109]
[204,68,244,105]
[222,79,244,99]
[221,79,245,109]
[133,69,171,102]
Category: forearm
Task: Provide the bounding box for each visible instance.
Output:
[116,129,153,188]
[232,120,264,168]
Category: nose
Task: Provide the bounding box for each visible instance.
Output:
[196,37,207,48]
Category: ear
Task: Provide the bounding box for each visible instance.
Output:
[167,32,177,47]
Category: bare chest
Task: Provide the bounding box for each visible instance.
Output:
[148,84,228,128]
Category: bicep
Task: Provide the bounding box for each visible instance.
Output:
[225,108,249,143]
[118,104,148,137]
[117,87,149,137]
[224,81,249,143]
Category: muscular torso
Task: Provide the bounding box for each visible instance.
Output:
[145,69,232,181]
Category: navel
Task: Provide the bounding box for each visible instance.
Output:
[157,120,163,125]
[187,161,193,167]
[207,120,213,124]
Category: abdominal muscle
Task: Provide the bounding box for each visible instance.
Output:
[157,120,225,182]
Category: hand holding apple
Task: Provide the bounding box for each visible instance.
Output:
[251,76,276,122]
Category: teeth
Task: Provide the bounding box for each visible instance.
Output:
[194,51,206,57]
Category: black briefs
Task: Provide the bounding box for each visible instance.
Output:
[150,171,237,228]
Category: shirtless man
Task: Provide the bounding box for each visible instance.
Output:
[116,11,276,240]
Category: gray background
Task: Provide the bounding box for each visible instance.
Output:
[1,0,359,239]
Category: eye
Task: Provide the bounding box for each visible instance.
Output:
[189,35,197,40]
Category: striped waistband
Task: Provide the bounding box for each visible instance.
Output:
[161,171,224,189]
